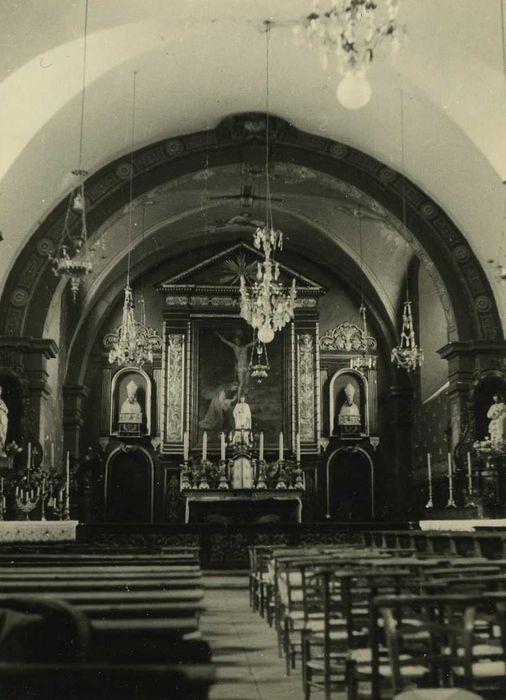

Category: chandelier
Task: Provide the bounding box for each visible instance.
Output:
[391,89,423,372]
[350,210,376,371]
[294,0,402,110]
[106,72,161,368]
[239,22,297,344]
[391,300,423,371]
[350,304,376,371]
[240,227,297,344]
[106,286,161,367]
[50,0,92,300]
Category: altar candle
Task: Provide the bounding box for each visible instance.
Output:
[296,433,301,463]
[66,451,70,494]
[220,432,226,461]
[427,453,432,484]
[279,432,284,461]
[27,442,31,486]
[259,432,264,461]
[202,432,208,461]
[447,452,453,491]
[467,452,473,492]
[183,432,189,462]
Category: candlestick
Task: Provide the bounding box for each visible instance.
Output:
[202,432,207,462]
[425,453,433,508]
[296,433,301,463]
[41,477,46,521]
[259,432,264,462]
[27,442,31,486]
[183,431,189,462]
[66,451,70,491]
[279,432,284,461]
[447,452,456,507]
[467,452,473,494]
[220,432,226,462]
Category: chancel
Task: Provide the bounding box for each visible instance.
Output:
[0,1,506,699]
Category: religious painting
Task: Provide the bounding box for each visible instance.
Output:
[194,320,285,449]
[110,368,151,436]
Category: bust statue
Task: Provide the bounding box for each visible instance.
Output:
[119,380,143,429]
[338,383,361,427]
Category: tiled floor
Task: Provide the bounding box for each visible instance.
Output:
[201,574,332,700]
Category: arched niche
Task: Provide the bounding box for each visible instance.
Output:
[329,368,369,437]
[110,367,152,437]
[325,447,375,520]
[470,372,506,442]
[104,446,154,523]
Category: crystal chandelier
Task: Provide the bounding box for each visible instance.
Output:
[294,0,402,110]
[107,72,161,368]
[240,227,297,343]
[106,286,161,367]
[50,1,92,300]
[239,21,297,344]
[391,300,423,371]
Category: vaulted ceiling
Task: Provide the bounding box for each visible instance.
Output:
[1,0,505,331]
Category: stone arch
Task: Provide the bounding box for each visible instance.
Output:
[0,112,501,345]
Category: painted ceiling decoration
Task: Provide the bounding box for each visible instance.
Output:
[0,113,500,347]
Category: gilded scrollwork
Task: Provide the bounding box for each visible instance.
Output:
[319,322,377,352]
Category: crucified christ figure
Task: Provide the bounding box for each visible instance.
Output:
[216,331,254,399]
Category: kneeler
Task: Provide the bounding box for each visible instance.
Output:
[0,597,91,662]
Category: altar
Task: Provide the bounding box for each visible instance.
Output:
[183,489,303,524]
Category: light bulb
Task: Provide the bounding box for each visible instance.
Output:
[258,324,275,344]
[337,72,371,110]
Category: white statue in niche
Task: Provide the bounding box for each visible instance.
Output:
[487,394,506,448]
[119,380,143,429]
[338,383,361,426]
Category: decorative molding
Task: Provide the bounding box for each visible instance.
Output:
[297,334,316,442]
[319,322,377,352]
[165,334,185,443]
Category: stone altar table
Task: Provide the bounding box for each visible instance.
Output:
[183,489,303,524]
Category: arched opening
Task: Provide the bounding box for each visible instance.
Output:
[105,447,154,523]
[326,448,374,521]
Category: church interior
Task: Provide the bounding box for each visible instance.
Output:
[1,1,506,698]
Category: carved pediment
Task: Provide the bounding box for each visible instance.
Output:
[156,242,326,298]
[319,322,377,352]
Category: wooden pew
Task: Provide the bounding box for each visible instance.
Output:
[0,662,216,700]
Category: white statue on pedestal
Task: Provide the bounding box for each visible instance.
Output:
[487,394,506,448]
[232,396,252,446]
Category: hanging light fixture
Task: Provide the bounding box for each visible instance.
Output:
[294,0,402,110]
[391,89,423,372]
[50,0,93,300]
[488,2,506,285]
[249,334,270,382]
[240,21,297,344]
[350,211,376,370]
[106,73,161,368]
